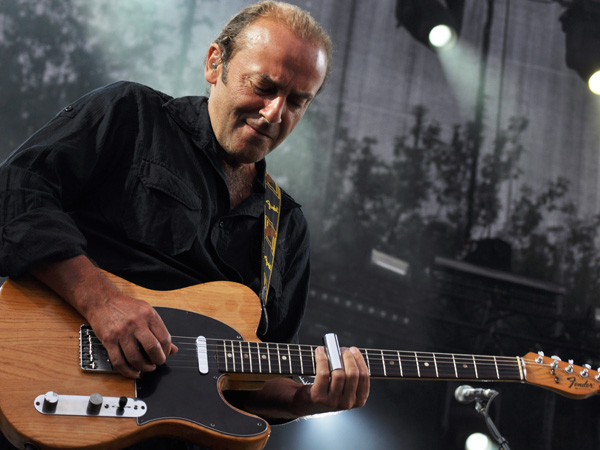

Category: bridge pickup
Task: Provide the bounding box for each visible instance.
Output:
[196,336,209,374]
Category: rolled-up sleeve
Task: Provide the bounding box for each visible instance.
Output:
[0,82,135,278]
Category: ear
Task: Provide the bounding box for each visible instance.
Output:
[204,43,223,86]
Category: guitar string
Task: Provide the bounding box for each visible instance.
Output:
[86,336,531,369]
[83,334,565,367]
[86,333,523,361]
[86,358,571,379]
[81,350,573,376]
[82,335,571,374]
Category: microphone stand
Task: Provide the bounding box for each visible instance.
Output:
[472,390,511,450]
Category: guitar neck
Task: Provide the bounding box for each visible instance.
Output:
[215,340,525,382]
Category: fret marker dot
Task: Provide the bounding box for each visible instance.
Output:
[390,361,395,365]
[261,355,267,359]
[282,356,288,360]
[244,354,249,359]
[424,362,430,367]
[227,353,232,358]
[463,364,468,369]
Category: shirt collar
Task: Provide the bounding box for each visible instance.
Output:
[162,95,300,211]
[162,95,213,149]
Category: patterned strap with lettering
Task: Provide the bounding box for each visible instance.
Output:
[258,172,281,335]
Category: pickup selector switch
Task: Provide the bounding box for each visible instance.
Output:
[87,393,104,414]
[117,396,128,415]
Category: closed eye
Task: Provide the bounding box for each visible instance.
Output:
[252,81,276,96]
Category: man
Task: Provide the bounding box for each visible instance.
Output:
[0,1,369,446]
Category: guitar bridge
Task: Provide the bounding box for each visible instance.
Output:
[80,325,116,373]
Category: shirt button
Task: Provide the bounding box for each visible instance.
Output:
[64,105,73,112]
[219,221,225,228]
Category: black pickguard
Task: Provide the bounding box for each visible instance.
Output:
[135,307,268,438]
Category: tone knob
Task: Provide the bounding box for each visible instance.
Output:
[42,391,59,413]
[87,393,104,414]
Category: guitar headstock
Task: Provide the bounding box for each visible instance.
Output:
[523,351,600,399]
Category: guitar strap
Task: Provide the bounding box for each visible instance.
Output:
[258,172,281,336]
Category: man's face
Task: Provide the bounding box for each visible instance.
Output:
[205,19,328,165]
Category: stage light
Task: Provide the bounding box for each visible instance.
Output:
[589,70,600,95]
[465,432,495,450]
[560,0,600,94]
[429,24,457,49]
[396,0,464,51]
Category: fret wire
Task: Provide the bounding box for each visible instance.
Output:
[415,352,421,378]
[267,342,272,374]
[397,351,403,377]
[257,342,262,373]
[239,341,243,373]
[223,341,228,372]
[247,341,252,373]
[452,354,458,378]
[276,344,281,373]
[287,344,292,373]
[433,352,439,378]
[232,341,237,372]
[472,355,478,379]
[380,350,387,377]
[364,349,371,374]
[298,344,304,374]
[494,356,499,379]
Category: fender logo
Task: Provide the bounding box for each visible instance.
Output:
[567,376,596,390]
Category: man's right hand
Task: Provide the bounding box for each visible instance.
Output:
[30,255,177,378]
[85,291,178,378]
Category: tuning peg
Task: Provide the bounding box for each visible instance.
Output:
[581,364,591,378]
[536,351,545,364]
[551,355,561,361]
[595,368,600,382]
[565,359,574,374]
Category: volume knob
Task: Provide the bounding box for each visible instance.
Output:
[42,391,59,413]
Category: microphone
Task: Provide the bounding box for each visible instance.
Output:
[454,385,498,404]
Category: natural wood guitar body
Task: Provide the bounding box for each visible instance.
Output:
[0,272,269,450]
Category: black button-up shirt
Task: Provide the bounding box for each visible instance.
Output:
[0,81,310,343]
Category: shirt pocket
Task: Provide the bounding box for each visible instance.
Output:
[122,159,201,255]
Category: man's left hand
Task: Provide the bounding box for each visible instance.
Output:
[305,346,370,413]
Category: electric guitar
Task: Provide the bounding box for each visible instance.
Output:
[0,272,598,450]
